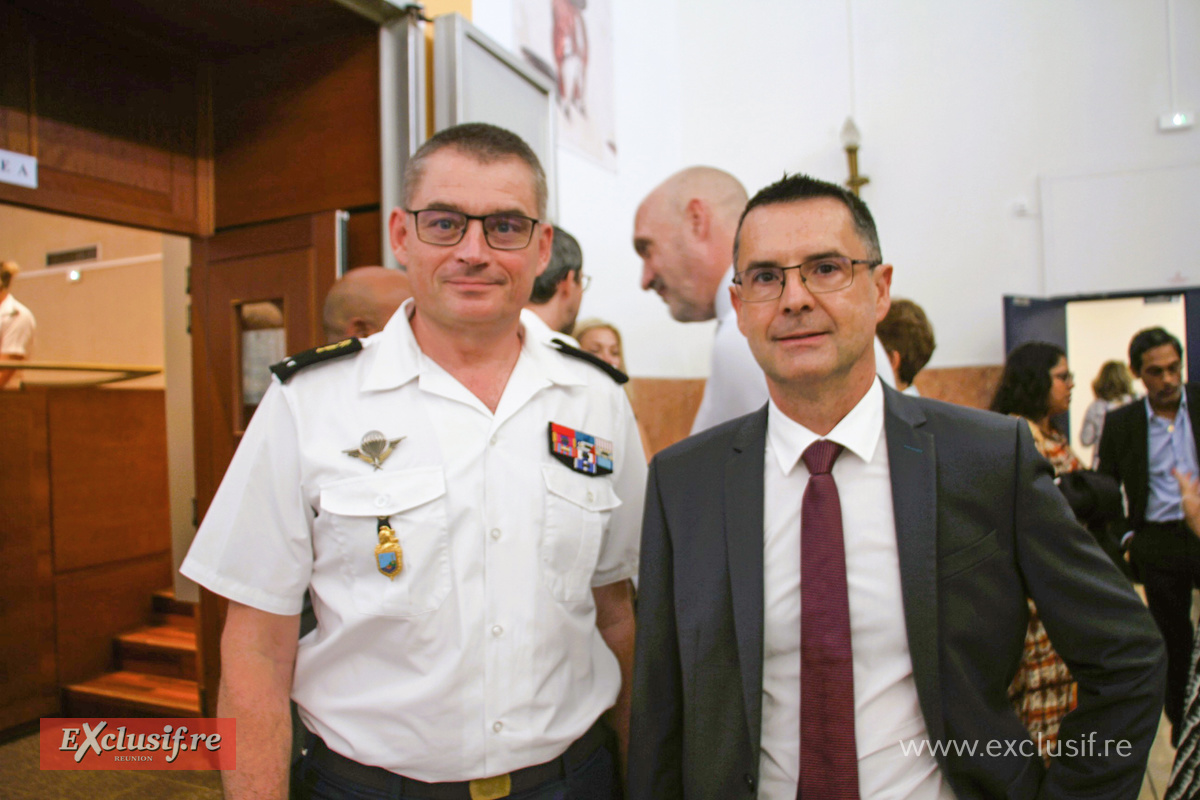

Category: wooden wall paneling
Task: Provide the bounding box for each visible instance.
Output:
[0,4,34,156]
[54,553,173,686]
[0,6,212,236]
[346,208,384,268]
[914,365,1004,410]
[0,389,58,729]
[629,378,707,457]
[191,210,340,715]
[214,28,381,229]
[48,389,172,574]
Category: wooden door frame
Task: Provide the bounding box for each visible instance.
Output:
[190,211,339,715]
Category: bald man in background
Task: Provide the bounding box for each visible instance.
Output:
[321,265,412,343]
[634,167,895,433]
[633,167,763,434]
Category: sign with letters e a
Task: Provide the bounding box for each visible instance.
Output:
[0,148,37,189]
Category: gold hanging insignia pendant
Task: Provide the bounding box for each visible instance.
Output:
[375,517,402,579]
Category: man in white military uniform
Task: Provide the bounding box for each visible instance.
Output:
[0,260,36,389]
[182,123,644,800]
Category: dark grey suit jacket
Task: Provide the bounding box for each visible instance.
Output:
[629,388,1165,800]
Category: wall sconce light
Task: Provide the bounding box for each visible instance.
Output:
[840,117,869,196]
[67,269,82,283]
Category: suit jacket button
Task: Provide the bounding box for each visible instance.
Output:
[744,773,756,791]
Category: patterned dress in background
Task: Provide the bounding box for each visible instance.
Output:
[1167,633,1200,799]
[1008,419,1082,763]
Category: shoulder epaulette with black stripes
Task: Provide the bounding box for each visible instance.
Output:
[270,338,362,383]
[551,338,629,385]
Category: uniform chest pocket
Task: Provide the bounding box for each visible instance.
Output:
[320,467,450,617]
[541,465,621,603]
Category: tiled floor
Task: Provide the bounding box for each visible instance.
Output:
[1141,713,1175,800]
[0,729,221,800]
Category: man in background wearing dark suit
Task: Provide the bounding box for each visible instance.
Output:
[629,173,1165,800]
[1099,326,1199,744]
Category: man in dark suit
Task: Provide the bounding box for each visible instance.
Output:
[629,173,1165,800]
[1098,327,1199,742]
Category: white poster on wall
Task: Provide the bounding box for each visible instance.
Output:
[514,0,617,170]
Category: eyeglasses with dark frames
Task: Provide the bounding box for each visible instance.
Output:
[732,256,880,302]
[406,208,541,251]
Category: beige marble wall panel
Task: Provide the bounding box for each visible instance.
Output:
[629,377,706,457]
[914,366,1003,410]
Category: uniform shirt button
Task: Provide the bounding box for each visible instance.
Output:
[491,625,503,637]
[489,435,498,446]
[492,721,503,733]
[374,495,389,508]
[490,528,502,540]
[586,490,595,503]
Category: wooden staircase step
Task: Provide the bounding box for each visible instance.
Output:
[64,671,201,717]
[115,620,197,680]
[153,588,196,618]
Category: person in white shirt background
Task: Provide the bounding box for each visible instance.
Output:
[632,167,893,434]
[526,225,588,338]
[0,260,36,390]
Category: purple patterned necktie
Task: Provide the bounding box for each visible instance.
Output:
[799,440,859,799]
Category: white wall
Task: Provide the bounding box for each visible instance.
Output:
[473,0,1200,375]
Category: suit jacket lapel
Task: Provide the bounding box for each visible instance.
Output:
[1131,400,1149,522]
[725,406,768,758]
[883,388,946,744]
[1187,384,1200,459]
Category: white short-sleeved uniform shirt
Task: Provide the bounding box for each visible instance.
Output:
[181,303,645,782]
[0,293,35,358]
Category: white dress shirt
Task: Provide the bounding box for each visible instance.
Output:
[690,267,895,433]
[0,293,35,386]
[758,378,953,800]
[690,267,770,434]
[181,303,645,781]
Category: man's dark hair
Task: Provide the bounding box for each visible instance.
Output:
[1129,327,1182,374]
[529,227,582,304]
[403,123,548,218]
[990,341,1066,422]
[733,173,881,266]
[877,298,936,385]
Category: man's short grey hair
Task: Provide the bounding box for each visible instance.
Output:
[402,123,548,219]
[529,227,582,304]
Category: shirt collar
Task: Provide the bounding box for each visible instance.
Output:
[767,377,885,475]
[714,265,736,319]
[360,300,585,392]
[1146,390,1188,424]
[518,308,586,387]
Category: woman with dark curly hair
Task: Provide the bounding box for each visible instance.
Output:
[990,341,1083,762]
[991,341,1082,475]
